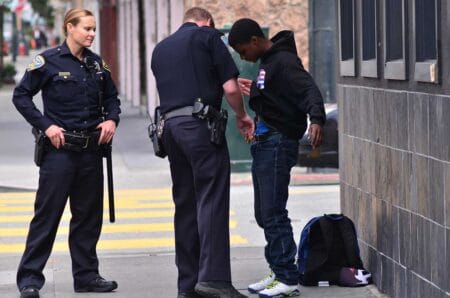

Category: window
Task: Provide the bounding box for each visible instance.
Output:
[384,0,406,80]
[361,0,378,77]
[414,0,438,83]
[339,0,355,76]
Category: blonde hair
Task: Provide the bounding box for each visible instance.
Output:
[183,7,215,28]
[63,8,94,36]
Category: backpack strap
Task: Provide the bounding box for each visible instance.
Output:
[337,216,364,268]
[298,216,322,273]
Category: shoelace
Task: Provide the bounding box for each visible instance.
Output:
[265,280,280,289]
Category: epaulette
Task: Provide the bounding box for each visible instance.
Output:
[41,46,60,58]
[27,55,46,71]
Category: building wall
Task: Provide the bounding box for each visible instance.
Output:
[116,0,311,113]
[338,0,450,296]
[185,0,310,68]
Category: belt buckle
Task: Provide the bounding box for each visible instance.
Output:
[70,131,90,149]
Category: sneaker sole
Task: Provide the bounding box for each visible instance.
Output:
[248,287,261,294]
[258,289,300,298]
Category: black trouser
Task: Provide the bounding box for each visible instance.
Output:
[162,116,232,293]
[17,149,103,290]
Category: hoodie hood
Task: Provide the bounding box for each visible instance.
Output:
[261,30,297,61]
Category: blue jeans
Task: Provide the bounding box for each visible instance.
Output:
[251,132,299,285]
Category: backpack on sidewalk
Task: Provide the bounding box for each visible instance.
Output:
[297,214,372,287]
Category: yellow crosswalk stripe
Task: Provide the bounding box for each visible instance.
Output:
[0,210,175,223]
[0,187,248,253]
[0,188,173,199]
[0,202,175,212]
[0,209,236,223]
[0,195,174,204]
[0,221,238,237]
[0,235,248,253]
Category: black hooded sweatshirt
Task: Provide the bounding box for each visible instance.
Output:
[249,30,326,139]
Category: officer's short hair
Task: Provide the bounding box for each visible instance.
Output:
[228,18,265,47]
[63,8,94,36]
[184,7,215,28]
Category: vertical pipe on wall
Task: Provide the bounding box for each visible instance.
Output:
[144,0,158,114]
[131,0,141,106]
[124,0,133,103]
[117,0,126,97]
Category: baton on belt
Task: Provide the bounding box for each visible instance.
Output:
[104,142,115,223]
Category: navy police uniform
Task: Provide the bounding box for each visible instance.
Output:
[12,41,120,291]
[151,23,239,293]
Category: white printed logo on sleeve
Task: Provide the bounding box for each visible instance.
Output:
[256,69,266,89]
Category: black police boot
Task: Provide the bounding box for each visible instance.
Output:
[177,290,203,298]
[20,286,40,298]
[195,281,248,298]
[74,276,118,293]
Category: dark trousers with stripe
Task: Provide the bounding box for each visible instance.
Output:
[17,149,103,290]
[162,116,232,293]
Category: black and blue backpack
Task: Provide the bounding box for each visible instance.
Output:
[297,214,372,287]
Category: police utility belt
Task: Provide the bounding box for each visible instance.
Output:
[32,128,103,166]
[148,98,228,158]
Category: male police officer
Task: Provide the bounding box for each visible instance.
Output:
[151,7,254,298]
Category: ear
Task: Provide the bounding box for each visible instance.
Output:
[67,23,74,34]
[250,36,259,46]
[207,18,215,28]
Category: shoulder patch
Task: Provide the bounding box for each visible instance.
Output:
[27,55,46,71]
[102,59,111,72]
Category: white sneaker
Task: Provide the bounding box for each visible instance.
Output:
[248,271,275,293]
[258,280,299,298]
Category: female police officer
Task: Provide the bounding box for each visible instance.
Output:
[12,8,120,298]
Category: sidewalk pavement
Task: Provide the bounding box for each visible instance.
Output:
[0,247,384,298]
[0,52,384,298]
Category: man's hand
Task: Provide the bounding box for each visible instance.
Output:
[237,78,252,96]
[96,120,116,144]
[45,125,65,149]
[235,113,255,141]
[308,124,323,149]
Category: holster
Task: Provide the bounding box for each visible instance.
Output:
[148,106,167,158]
[208,109,228,146]
[193,99,228,146]
[32,127,46,167]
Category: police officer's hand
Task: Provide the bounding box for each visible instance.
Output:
[238,78,252,96]
[236,113,255,141]
[308,124,323,149]
[96,120,116,145]
[45,125,65,149]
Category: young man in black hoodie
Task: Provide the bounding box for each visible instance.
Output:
[228,18,326,298]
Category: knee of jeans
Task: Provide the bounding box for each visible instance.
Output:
[261,209,290,226]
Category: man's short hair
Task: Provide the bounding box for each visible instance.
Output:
[184,7,215,28]
[228,18,265,47]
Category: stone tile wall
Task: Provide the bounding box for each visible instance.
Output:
[339,85,450,297]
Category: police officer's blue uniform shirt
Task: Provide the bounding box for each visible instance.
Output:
[151,22,239,114]
[13,41,121,132]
